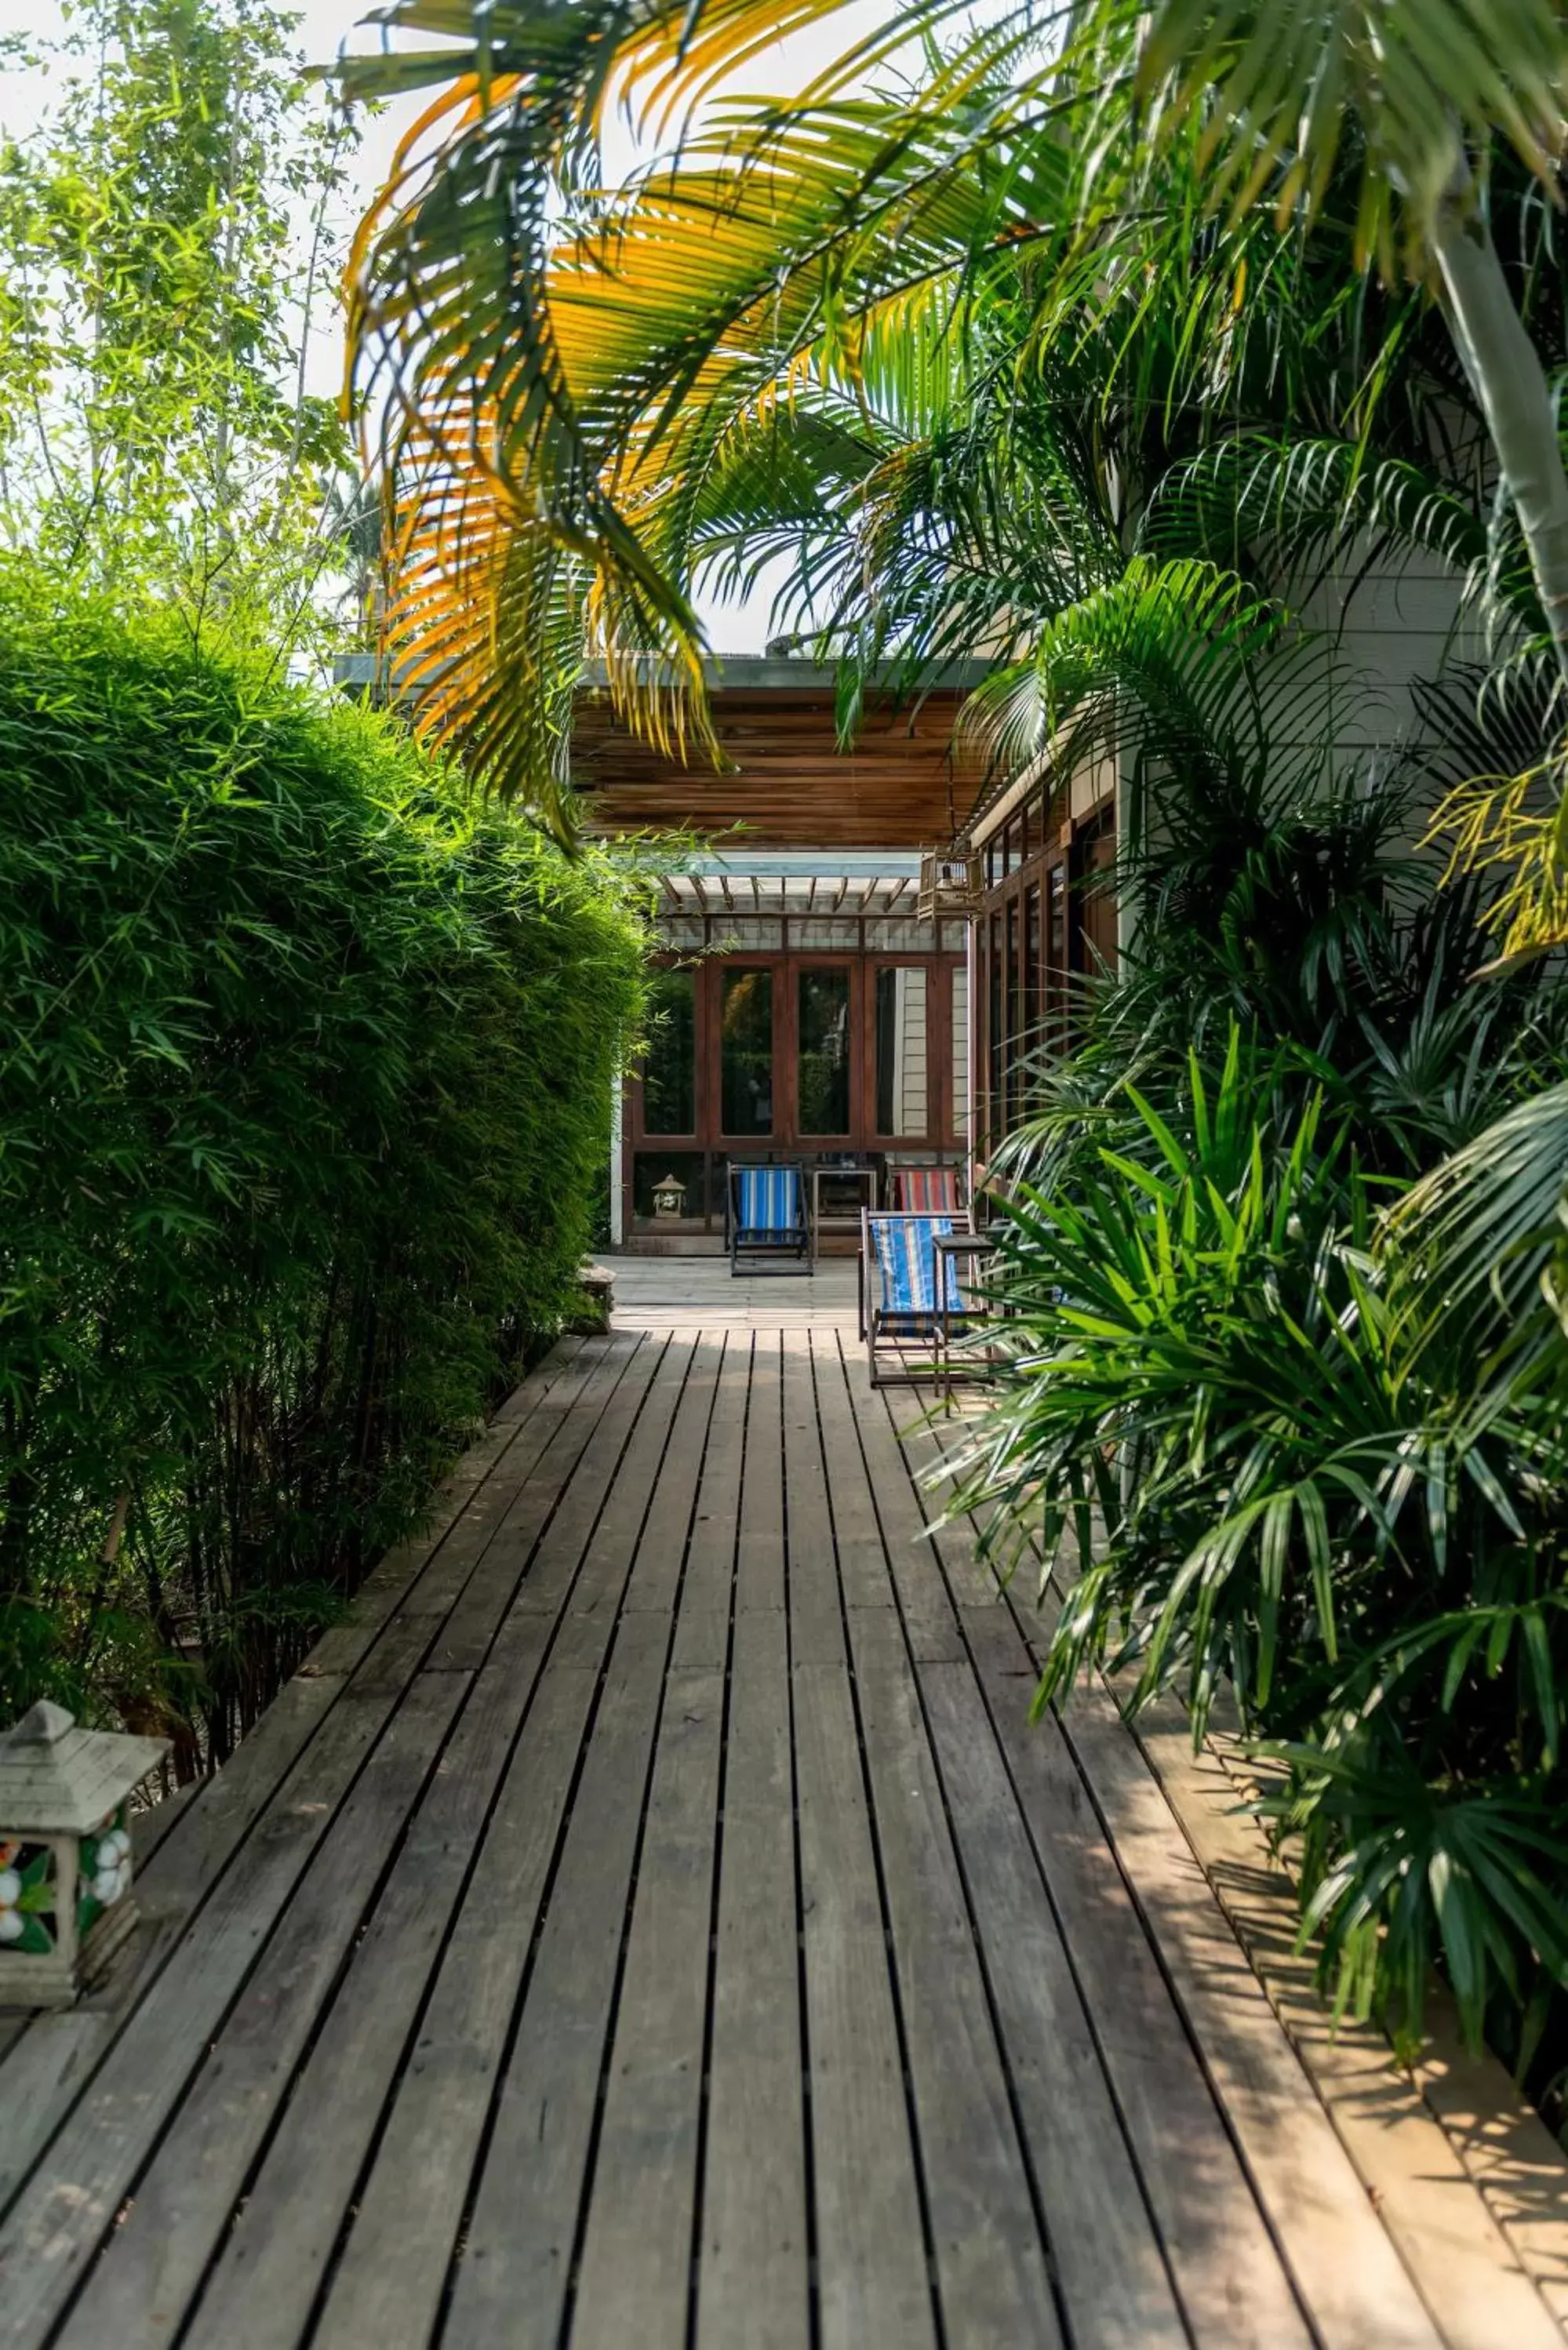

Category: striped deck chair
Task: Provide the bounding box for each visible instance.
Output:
[727,1162,811,1276]
[889,1164,963,1214]
[859,1210,964,1385]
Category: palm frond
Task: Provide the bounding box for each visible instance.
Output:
[1139,434,1516,631]
[1119,0,1568,264]
[1384,1079,1568,1367]
[956,556,1350,835]
[344,2,1068,811]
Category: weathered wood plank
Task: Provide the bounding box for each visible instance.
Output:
[670,1335,745,1675]
[1054,1667,1447,2350]
[303,1338,613,1677]
[54,1673,470,2350]
[310,1334,700,2349]
[128,1781,198,1871]
[1416,1988,1568,2330]
[563,1337,699,1622]
[442,1610,673,2349]
[310,1337,572,1629]
[0,1617,437,2350]
[697,1605,809,2350]
[433,1334,658,1663]
[914,1656,1188,2350]
[621,1334,726,1617]
[1141,1700,1565,2350]
[884,1390,1339,2349]
[0,1353,581,2211]
[780,1334,846,1669]
[957,1602,1318,2350]
[808,1334,898,1617]
[1,1302,1530,2350]
[569,1665,725,2350]
[0,1674,341,2213]
[310,1642,605,2350]
[793,1656,937,2350]
[846,1605,1061,2349]
[834,1342,966,1649]
[878,1381,1019,1612]
[169,1610,558,2350]
[734,1333,784,1617]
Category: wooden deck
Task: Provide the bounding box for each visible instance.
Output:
[609,1255,860,1330]
[0,1301,1562,2349]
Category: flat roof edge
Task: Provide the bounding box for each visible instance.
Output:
[333,652,994,696]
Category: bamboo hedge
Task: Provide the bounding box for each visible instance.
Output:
[0,569,647,1764]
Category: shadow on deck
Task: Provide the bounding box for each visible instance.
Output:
[0,1308,1559,2348]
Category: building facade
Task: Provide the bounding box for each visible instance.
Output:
[620,857,970,1246]
[598,658,1122,1248]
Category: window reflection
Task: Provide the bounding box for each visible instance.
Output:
[642,968,695,1134]
[798,966,852,1134]
[874,966,928,1136]
[721,969,773,1133]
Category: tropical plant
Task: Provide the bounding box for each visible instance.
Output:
[938,647,1568,2068]
[958,967,1568,2066]
[342,1,1568,843]
[0,562,649,1760]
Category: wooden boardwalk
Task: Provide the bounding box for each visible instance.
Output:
[0,1305,1560,2349]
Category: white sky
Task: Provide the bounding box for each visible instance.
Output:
[0,0,890,651]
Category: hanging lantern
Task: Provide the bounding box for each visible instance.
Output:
[0,1701,168,2008]
[917,844,982,919]
[651,1171,687,1220]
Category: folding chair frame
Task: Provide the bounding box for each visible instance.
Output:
[726,1159,813,1278]
[859,1209,967,1388]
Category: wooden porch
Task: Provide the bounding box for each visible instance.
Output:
[0,1290,1562,2348]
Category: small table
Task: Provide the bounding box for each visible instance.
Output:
[933,1229,1000,1395]
[811,1163,876,1247]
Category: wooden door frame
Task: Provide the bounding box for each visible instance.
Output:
[623,944,966,1236]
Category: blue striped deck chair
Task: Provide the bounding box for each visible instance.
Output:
[727,1161,811,1276]
[859,1210,965,1385]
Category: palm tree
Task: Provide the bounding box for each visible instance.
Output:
[343,0,1568,841]
[1119,0,1568,675]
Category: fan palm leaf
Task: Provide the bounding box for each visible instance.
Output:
[1385,1079,1568,1370]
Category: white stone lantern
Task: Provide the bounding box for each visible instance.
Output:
[651,1170,687,1220]
[0,1701,169,2008]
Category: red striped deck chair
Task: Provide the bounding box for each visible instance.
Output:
[890,1165,963,1214]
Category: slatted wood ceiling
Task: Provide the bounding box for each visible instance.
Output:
[576,687,987,848]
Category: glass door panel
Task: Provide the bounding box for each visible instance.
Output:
[1024,885,1042,1046]
[797,965,853,1135]
[720,967,775,1134]
[873,966,929,1137]
[1006,897,1024,1126]
[986,913,1003,1145]
[1046,862,1068,1054]
[641,967,696,1133]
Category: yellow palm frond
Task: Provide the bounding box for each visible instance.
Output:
[344,0,1060,820]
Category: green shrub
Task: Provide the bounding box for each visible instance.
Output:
[958,778,1568,2085]
[0,569,648,1760]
